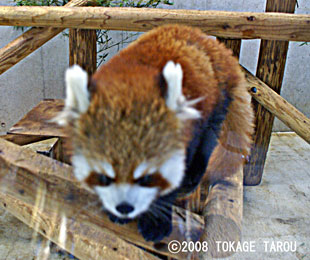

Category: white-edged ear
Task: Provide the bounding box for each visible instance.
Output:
[163,61,203,120]
[52,65,89,126]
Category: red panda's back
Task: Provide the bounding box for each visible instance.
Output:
[93,24,244,117]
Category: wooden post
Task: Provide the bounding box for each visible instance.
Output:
[0,0,96,75]
[217,38,241,58]
[244,0,297,186]
[69,29,97,75]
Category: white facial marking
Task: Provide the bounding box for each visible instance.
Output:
[163,61,203,120]
[95,184,158,219]
[159,149,186,195]
[52,65,89,126]
[72,155,115,180]
[133,162,157,179]
[71,154,92,181]
[94,162,115,178]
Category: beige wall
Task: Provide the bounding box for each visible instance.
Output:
[0,0,309,135]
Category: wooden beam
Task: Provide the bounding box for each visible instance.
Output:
[0,137,206,259]
[244,67,310,144]
[69,28,97,75]
[0,0,96,75]
[244,0,297,186]
[0,7,309,42]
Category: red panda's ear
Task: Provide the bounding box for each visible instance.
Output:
[52,65,90,126]
[163,61,203,120]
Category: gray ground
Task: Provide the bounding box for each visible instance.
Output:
[0,132,309,260]
[228,133,310,260]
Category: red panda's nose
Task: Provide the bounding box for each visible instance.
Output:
[116,202,135,214]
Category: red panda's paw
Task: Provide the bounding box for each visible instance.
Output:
[137,207,172,242]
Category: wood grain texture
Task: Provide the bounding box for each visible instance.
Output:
[0,134,48,145]
[244,67,310,144]
[0,7,309,41]
[23,137,59,156]
[8,99,65,137]
[244,0,297,186]
[0,0,96,75]
[217,38,242,58]
[69,28,97,75]
[199,167,243,259]
[0,138,205,259]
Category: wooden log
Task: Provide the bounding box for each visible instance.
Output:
[244,67,310,144]
[244,0,297,186]
[217,38,241,58]
[0,0,96,75]
[198,167,243,259]
[69,28,97,75]
[0,7,310,42]
[0,138,205,259]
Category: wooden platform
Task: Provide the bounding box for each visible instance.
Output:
[0,132,308,259]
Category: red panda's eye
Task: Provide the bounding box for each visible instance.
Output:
[98,175,113,186]
[85,172,114,187]
[135,173,171,190]
[136,175,154,187]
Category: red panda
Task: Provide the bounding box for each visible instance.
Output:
[54,24,254,242]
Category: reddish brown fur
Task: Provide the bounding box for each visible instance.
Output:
[71,24,254,191]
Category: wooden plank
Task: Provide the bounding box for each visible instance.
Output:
[243,67,310,144]
[8,99,65,137]
[0,0,96,75]
[69,28,97,75]
[244,0,297,186]
[0,134,48,145]
[0,138,205,259]
[0,7,309,42]
[23,137,59,157]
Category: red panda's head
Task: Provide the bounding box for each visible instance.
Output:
[54,62,202,219]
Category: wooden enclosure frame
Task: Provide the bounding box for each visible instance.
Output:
[0,0,309,259]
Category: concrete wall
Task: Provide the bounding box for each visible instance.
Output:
[0,0,309,135]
